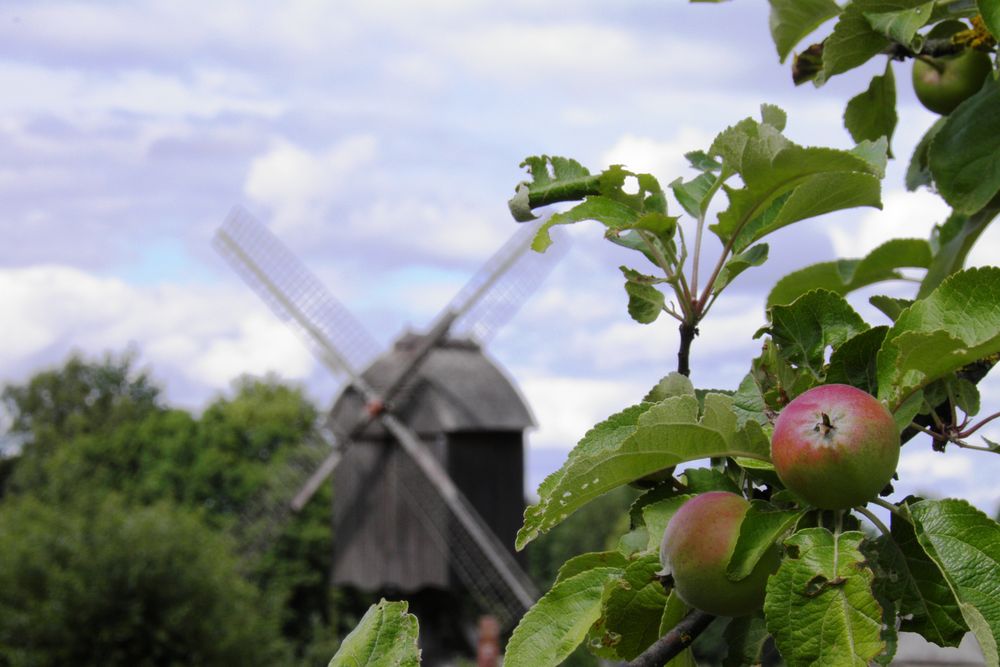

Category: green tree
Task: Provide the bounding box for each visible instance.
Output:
[0,494,288,667]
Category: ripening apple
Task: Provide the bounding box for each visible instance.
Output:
[771,384,899,510]
[659,491,780,616]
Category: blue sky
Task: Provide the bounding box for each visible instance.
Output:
[1,1,997,515]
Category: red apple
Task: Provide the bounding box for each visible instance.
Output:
[659,491,780,616]
[771,384,899,510]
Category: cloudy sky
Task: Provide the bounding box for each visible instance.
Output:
[1,1,997,514]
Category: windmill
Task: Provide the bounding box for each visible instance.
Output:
[212,206,564,653]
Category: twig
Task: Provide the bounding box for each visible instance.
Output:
[855,505,891,539]
[628,609,715,667]
[871,497,909,522]
[677,321,697,378]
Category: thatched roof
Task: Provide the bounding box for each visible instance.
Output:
[329,334,534,438]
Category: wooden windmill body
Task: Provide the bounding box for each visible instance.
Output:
[329,334,533,593]
[213,207,564,655]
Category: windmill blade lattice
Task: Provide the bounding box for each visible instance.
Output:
[446,217,568,345]
[213,206,382,379]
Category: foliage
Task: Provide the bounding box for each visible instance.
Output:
[0,494,288,667]
[348,2,1000,665]
[0,357,345,664]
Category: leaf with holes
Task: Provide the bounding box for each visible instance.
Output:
[765,529,885,666]
[328,599,420,667]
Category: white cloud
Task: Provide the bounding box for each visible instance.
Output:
[0,63,284,120]
[520,374,647,450]
[243,135,379,236]
[0,265,317,406]
[827,188,951,259]
[601,127,715,188]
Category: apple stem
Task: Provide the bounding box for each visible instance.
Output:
[816,412,835,436]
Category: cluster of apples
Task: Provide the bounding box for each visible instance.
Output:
[659,384,899,616]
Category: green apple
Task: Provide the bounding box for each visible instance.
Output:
[912,23,993,115]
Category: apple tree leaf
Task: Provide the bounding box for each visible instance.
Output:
[765,529,885,667]
[622,272,666,324]
[767,238,931,307]
[713,243,770,294]
[863,2,934,48]
[929,79,1000,214]
[508,155,603,222]
[644,372,696,403]
[757,289,869,379]
[844,61,898,157]
[877,266,1000,409]
[906,115,946,192]
[822,2,891,81]
[709,114,886,253]
[723,615,771,667]
[872,296,916,325]
[768,0,842,63]
[910,499,1000,667]
[598,554,672,660]
[555,551,630,586]
[871,513,968,647]
[505,567,626,667]
[642,494,696,553]
[981,0,1000,41]
[516,394,770,549]
[727,501,805,581]
[328,599,420,667]
[825,326,890,395]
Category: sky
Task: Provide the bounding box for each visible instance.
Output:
[1,0,998,516]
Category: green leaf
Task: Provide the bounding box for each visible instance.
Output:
[516,394,770,549]
[822,3,891,81]
[759,289,869,378]
[508,155,602,222]
[768,0,842,63]
[919,207,1000,299]
[658,592,699,667]
[683,467,742,495]
[671,172,717,219]
[979,0,1000,40]
[555,551,630,586]
[506,568,625,667]
[929,79,1000,214]
[709,115,885,253]
[723,615,771,667]
[644,372,696,403]
[599,555,672,660]
[732,372,770,427]
[910,499,1000,667]
[767,238,931,307]
[714,243,770,294]
[826,326,890,394]
[765,529,885,666]
[642,495,696,553]
[874,513,968,647]
[869,295,914,322]
[877,267,1000,409]
[624,280,665,324]
[727,501,805,581]
[906,116,946,192]
[328,599,420,667]
[863,2,934,48]
[844,62,898,157]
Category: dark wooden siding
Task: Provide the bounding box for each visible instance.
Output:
[331,437,450,592]
[446,430,525,570]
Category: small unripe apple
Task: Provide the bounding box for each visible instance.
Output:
[771,384,899,510]
[659,491,779,616]
[911,21,993,115]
